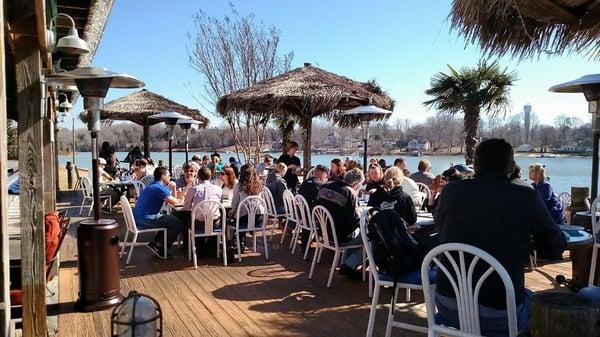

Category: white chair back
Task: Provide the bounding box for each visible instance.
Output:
[558,192,571,212]
[312,205,339,248]
[236,196,267,230]
[191,200,225,235]
[359,207,381,281]
[261,186,277,217]
[421,243,518,337]
[416,182,431,199]
[80,176,93,198]
[592,195,600,238]
[283,189,298,221]
[140,175,154,186]
[295,194,312,230]
[119,195,137,234]
[131,180,145,198]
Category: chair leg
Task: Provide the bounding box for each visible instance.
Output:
[79,197,86,216]
[192,234,198,269]
[290,226,299,252]
[590,246,599,286]
[87,200,93,217]
[385,286,399,337]
[253,232,257,252]
[269,217,276,241]
[327,250,341,288]
[216,235,221,258]
[366,285,381,337]
[303,230,314,260]
[369,270,373,297]
[317,246,324,263]
[222,233,228,267]
[163,230,168,259]
[362,248,367,282]
[120,231,129,258]
[406,288,411,302]
[188,231,192,261]
[263,229,269,259]
[280,218,289,245]
[236,232,242,262]
[126,233,138,265]
[309,246,319,279]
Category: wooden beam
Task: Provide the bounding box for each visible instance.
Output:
[34,0,50,66]
[0,0,12,334]
[43,97,56,211]
[15,36,47,337]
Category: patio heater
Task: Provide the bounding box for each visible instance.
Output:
[177,119,201,162]
[47,67,144,312]
[149,112,191,175]
[344,105,392,170]
[550,74,600,201]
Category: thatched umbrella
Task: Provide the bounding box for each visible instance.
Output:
[79,89,208,157]
[450,0,600,59]
[216,63,394,169]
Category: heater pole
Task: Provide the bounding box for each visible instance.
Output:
[591,101,600,201]
[91,131,100,220]
[185,129,189,163]
[168,131,173,176]
[72,117,76,167]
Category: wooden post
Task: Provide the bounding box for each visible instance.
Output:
[143,124,150,158]
[0,0,11,334]
[15,36,47,337]
[43,97,56,211]
[302,116,312,170]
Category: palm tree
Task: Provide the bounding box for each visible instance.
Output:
[423,61,516,165]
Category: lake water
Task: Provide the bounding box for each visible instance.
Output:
[59,151,593,194]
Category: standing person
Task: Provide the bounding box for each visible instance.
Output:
[434,139,565,335]
[329,158,346,181]
[316,168,364,276]
[133,167,186,258]
[277,141,301,192]
[228,164,265,249]
[529,163,563,224]
[365,164,384,192]
[368,166,416,225]
[410,159,435,187]
[266,163,288,215]
[394,157,411,177]
[218,166,238,201]
[229,156,242,171]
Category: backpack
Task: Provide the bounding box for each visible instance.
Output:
[366,208,425,280]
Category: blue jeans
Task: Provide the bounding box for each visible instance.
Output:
[139,214,185,249]
[435,289,533,337]
[342,228,363,269]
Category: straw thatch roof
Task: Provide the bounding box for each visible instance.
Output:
[216,63,395,126]
[79,89,208,126]
[451,0,600,59]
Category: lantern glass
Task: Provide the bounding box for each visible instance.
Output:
[112,291,162,337]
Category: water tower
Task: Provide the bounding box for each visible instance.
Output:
[524,103,532,144]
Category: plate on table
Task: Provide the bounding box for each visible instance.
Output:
[559,224,584,231]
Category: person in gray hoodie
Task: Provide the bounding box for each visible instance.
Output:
[266,163,288,215]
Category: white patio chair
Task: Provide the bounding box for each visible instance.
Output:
[558,192,571,222]
[360,208,431,337]
[261,187,282,240]
[228,195,269,262]
[280,189,299,245]
[130,180,145,200]
[308,205,365,288]
[589,195,600,286]
[79,176,112,216]
[421,243,518,337]
[415,182,431,210]
[189,200,227,268]
[119,196,167,265]
[140,175,154,186]
[290,194,315,259]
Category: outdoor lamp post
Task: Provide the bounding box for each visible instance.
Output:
[344,105,392,170]
[177,119,201,162]
[47,67,144,312]
[149,112,191,175]
[550,74,600,200]
[47,13,90,54]
[111,291,163,337]
[57,92,77,167]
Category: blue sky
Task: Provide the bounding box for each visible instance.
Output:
[63,0,599,129]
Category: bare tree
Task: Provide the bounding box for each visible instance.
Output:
[187,5,293,163]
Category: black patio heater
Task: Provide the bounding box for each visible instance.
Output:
[550,75,600,201]
[344,104,392,170]
[47,67,144,311]
[177,119,201,163]
[148,112,191,174]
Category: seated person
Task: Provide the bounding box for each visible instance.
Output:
[228,164,265,248]
[434,139,566,335]
[133,167,186,258]
[298,164,329,248]
[131,158,148,180]
[218,166,238,201]
[170,162,200,200]
[98,158,120,208]
[529,163,563,224]
[410,159,435,187]
[364,164,384,192]
[401,172,426,206]
[316,168,364,275]
[394,157,411,177]
[184,167,223,230]
[228,156,242,176]
[256,154,274,176]
[265,163,288,215]
[329,158,346,181]
[208,153,223,180]
[368,166,416,226]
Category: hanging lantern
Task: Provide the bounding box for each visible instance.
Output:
[111,291,163,337]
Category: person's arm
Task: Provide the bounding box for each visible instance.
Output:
[536,183,553,202]
[164,195,181,206]
[529,191,566,258]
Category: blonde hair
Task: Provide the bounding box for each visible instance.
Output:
[275,162,287,175]
[528,163,546,182]
[383,166,404,191]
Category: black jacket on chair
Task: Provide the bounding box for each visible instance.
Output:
[316,179,360,244]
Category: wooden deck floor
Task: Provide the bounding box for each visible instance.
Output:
[55,193,573,337]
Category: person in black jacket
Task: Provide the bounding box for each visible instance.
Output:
[364,164,384,192]
[298,164,329,249]
[434,138,566,336]
[278,141,302,193]
[368,166,416,226]
[316,168,364,275]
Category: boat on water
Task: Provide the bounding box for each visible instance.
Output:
[537,154,557,158]
[408,150,421,157]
